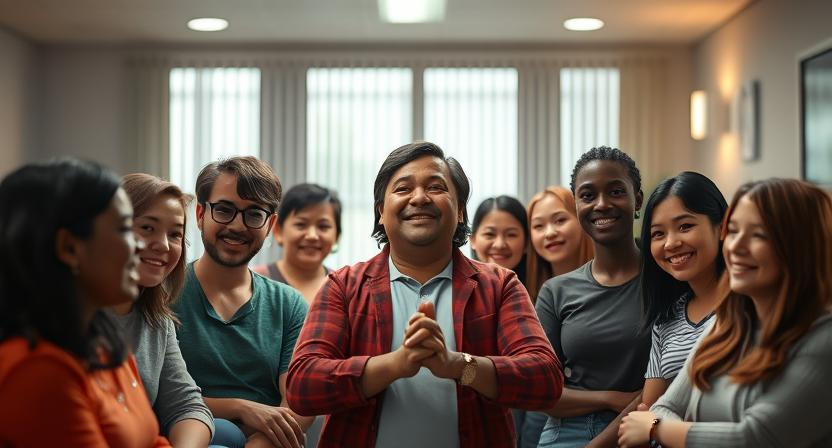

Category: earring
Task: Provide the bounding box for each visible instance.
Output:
[635,211,641,219]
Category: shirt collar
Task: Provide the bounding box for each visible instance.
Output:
[388,256,453,284]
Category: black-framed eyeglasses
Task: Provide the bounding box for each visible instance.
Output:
[205,201,273,229]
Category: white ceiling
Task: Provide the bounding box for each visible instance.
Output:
[0,0,752,45]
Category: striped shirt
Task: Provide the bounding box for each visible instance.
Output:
[645,293,715,380]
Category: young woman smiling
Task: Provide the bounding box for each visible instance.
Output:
[470,195,529,285]
[252,183,341,448]
[526,186,594,303]
[253,183,341,305]
[108,173,216,448]
[619,178,832,448]
[0,160,170,447]
[535,147,651,448]
[638,172,728,409]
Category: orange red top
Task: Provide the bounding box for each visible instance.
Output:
[0,337,171,447]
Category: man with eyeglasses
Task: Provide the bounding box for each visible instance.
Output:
[173,156,311,448]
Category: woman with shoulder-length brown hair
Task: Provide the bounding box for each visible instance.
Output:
[619,178,832,448]
[108,174,219,447]
[525,186,594,302]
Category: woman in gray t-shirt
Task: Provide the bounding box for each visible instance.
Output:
[535,146,651,448]
[108,174,217,446]
[619,179,832,448]
[638,172,728,408]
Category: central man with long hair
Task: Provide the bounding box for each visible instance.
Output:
[286,142,562,448]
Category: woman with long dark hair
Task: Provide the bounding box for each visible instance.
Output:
[619,178,832,447]
[638,172,728,408]
[470,195,529,285]
[0,159,170,447]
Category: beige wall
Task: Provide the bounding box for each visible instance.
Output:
[691,0,832,198]
[0,28,37,177]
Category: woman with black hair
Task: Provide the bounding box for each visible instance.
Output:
[536,146,652,448]
[619,178,832,447]
[638,172,728,409]
[253,183,341,304]
[470,195,529,285]
[0,159,170,447]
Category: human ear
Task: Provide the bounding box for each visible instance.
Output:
[55,228,82,274]
[273,218,284,246]
[195,202,206,231]
[635,190,645,211]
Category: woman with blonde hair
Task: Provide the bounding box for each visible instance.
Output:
[618,178,832,448]
[526,186,594,302]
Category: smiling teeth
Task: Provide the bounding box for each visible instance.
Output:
[593,218,616,225]
[143,259,165,267]
[669,253,692,264]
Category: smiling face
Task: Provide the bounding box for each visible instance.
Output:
[276,201,338,271]
[470,209,526,270]
[723,195,783,303]
[574,160,643,246]
[378,155,463,251]
[649,195,721,285]
[75,188,141,308]
[529,194,584,268]
[133,194,185,288]
[196,172,274,267]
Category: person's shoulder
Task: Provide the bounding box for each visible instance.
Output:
[0,338,86,388]
[792,311,832,357]
[543,261,591,291]
[253,271,304,304]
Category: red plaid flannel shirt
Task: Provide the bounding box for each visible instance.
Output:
[286,246,563,447]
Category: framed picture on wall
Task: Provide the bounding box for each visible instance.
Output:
[801,46,832,189]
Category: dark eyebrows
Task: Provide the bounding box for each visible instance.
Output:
[671,213,697,222]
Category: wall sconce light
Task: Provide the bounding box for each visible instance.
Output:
[690,90,708,140]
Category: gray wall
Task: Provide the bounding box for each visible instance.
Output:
[0,28,37,177]
[691,0,832,197]
[38,47,129,173]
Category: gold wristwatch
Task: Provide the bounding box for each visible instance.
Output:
[459,352,477,386]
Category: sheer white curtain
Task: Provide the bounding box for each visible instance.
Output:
[517,56,666,201]
[560,67,620,189]
[168,67,262,262]
[306,67,413,269]
[423,67,519,255]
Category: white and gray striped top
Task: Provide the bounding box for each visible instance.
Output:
[645,293,715,380]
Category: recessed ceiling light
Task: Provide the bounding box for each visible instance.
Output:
[187,18,229,32]
[379,0,446,24]
[563,17,604,31]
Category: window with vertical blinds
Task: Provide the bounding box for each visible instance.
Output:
[560,67,620,187]
[423,68,519,255]
[306,68,413,269]
[169,67,261,262]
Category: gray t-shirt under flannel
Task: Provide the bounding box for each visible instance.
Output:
[375,259,459,448]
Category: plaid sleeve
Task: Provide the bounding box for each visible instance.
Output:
[486,273,564,411]
[285,274,371,417]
